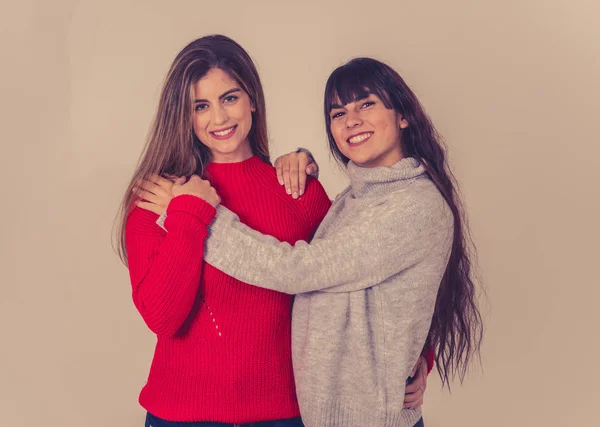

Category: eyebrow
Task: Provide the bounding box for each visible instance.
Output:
[329,92,372,110]
[195,88,241,104]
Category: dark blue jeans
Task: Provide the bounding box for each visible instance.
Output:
[413,417,424,427]
[145,412,304,427]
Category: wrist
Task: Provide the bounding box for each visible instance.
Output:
[166,195,216,227]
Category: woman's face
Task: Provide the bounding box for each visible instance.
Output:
[192,68,254,163]
[329,93,408,168]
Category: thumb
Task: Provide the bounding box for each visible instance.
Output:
[410,359,420,377]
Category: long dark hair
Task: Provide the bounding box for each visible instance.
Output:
[115,34,269,265]
[324,57,483,387]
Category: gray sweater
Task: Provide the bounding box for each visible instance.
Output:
[202,157,453,427]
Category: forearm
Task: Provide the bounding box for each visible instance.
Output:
[204,206,403,294]
[205,207,327,294]
[128,196,215,336]
[203,190,452,295]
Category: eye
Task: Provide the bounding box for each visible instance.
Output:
[361,101,375,108]
[331,111,345,119]
[195,103,209,112]
[223,95,238,103]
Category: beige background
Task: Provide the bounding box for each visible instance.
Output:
[1,0,599,426]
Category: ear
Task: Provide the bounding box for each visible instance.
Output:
[250,102,256,113]
[398,114,409,129]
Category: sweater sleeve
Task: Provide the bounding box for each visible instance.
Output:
[126,195,216,336]
[203,194,452,295]
[423,346,435,374]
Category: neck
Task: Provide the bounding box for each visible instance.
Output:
[357,152,404,169]
[210,143,254,164]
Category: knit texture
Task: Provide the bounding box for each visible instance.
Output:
[203,157,454,427]
[125,155,331,422]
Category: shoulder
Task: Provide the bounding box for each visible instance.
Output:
[251,160,280,186]
[298,177,332,228]
[381,178,453,231]
[333,186,352,204]
[254,160,331,209]
[301,176,331,205]
[126,206,164,237]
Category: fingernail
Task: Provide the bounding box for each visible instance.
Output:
[293,192,298,199]
[278,179,284,185]
[299,189,304,196]
[286,187,291,194]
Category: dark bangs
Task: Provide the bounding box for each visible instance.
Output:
[324,57,398,116]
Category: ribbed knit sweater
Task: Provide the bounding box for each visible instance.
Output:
[125,155,331,423]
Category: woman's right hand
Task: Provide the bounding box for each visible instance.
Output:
[172,175,221,208]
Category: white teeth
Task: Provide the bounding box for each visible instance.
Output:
[213,126,235,136]
[348,133,373,144]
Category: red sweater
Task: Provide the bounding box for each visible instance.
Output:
[125,156,331,423]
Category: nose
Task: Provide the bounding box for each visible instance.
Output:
[211,103,228,126]
[345,109,362,128]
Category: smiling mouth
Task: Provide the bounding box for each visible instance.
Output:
[347,132,373,144]
[211,125,237,137]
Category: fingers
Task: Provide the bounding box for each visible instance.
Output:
[404,382,425,408]
[297,155,310,197]
[188,175,204,184]
[282,158,292,195]
[288,161,300,199]
[403,386,424,407]
[172,175,220,207]
[156,176,175,187]
[134,179,158,194]
[141,175,178,199]
[136,179,173,201]
[132,188,159,204]
[135,200,164,215]
[306,162,318,176]
[275,157,284,185]
[133,184,170,210]
[404,357,427,409]
[274,152,314,198]
[404,391,422,405]
[404,393,423,409]
[283,153,308,199]
[405,377,423,394]
[148,174,174,186]
[174,176,187,185]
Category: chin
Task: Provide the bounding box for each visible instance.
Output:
[348,155,374,166]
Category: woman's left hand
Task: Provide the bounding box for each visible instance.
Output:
[133,174,183,215]
[274,150,318,199]
[404,356,428,409]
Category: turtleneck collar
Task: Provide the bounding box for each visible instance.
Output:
[347,157,427,198]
